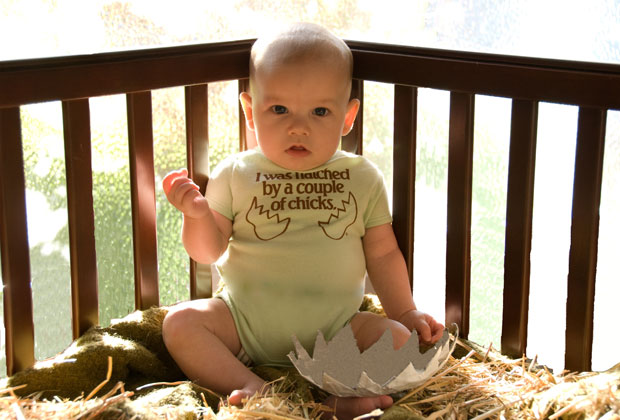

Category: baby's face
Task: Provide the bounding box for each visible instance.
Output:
[247,57,358,171]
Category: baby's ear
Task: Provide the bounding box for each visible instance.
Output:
[239,92,255,131]
[342,98,360,136]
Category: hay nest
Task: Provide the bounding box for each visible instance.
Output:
[388,340,620,420]
[1,294,618,419]
[2,340,618,419]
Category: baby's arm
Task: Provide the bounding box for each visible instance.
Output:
[163,169,232,263]
[362,223,444,344]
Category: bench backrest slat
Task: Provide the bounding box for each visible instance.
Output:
[62,99,100,338]
[342,80,365,155]
[392,85,418,287]
[127,91,160,310]
[501,99,538,359]
[565,107,607,371]
[445,92,475,339]
[185,84,211,300]
[0,107,35,376]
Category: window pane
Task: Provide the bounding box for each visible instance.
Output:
[413,88,450,325]
[593,110,620,371]
[469,95,511,348]
[209,81,241,170]
[362,82,394,205]
[22,102,73,363]
[153,87,190,305]
[528,103,578,372]
[90,95,135,327]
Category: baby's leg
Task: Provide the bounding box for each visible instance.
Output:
[162,298,265,405]
[321,312,411,419]
[350,311,411,351]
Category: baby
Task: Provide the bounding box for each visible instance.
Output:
[162,22,444,419]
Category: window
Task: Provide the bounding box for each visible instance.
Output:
[1,0,618,376]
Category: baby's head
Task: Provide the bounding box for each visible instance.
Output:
[249,23,354,96]
[240,23,360,171]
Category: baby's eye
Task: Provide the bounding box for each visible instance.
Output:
[272,105,288,114]
[313,107,329,117]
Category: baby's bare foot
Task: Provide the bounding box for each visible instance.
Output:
[322,394,393,420]
[227,381,268,406]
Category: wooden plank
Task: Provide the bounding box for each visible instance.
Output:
[1,40,253,108]
[445,92,475,338]
[501,99,538,358]
[342,79,364,154]
[62,99,99,338]
[0,107,35,375]
[127,91,159,309]
[565,107,606,372]
[349,43,620,110]
[4,40,619,110]
[392,85,417,288]
[185,85,210,195]
[185,84,212,300]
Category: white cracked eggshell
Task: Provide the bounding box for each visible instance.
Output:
[288,324,456,397]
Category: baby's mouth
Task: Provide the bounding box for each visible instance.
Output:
[286,145,311,158]
[288,145,308,152]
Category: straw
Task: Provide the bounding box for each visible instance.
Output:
[1,339,618,419]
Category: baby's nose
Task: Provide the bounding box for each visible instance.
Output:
[287,116,310,136]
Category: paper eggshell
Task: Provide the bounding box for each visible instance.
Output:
[288,324,456,397]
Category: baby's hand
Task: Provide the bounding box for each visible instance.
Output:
[162,169,210,219]
[398,309,444,345]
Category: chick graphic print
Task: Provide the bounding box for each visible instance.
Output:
[246,168,358,241]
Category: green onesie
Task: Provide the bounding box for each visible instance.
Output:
[206,149,392,366]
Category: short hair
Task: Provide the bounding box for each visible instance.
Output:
[249,23,353,92]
